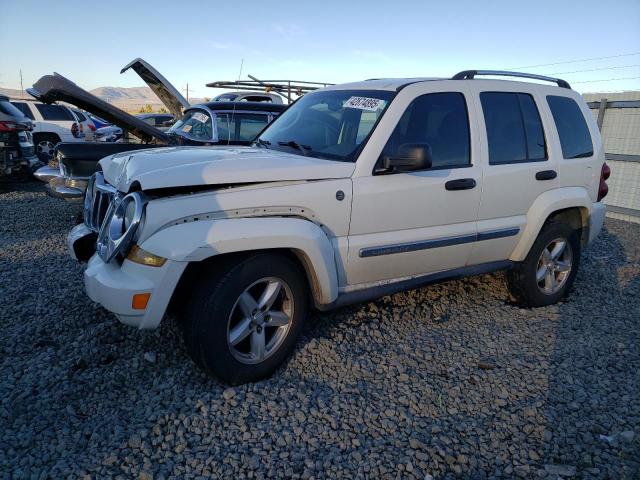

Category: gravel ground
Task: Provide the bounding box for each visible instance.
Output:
[1,181,639,479]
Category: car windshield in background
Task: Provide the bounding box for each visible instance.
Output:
[168,109,213,141]
[255,89,394,162]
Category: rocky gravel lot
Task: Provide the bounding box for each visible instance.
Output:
[1,181,639,479]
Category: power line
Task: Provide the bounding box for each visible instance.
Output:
[508,52,640,70]
[545,64,640,75]
[572,76,640,84]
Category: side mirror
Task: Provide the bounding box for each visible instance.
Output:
[382,143,433,172]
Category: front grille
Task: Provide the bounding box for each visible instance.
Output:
[84,172,117,232]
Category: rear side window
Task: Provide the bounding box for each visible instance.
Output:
[35,104,75,121]
[381,92,470,169]
[73,110,86,122]
[11,102,35,120]
[480,92,546,165]
[547,95,593,159]
[216,113,270,142]
[242,96,272,103]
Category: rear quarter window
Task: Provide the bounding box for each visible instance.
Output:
[73,111,86,122]
[0,100,28,118]
[546,95,593,159]
[35,104,75,121]
[10,102,35,120]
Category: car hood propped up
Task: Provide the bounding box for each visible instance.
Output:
[120,58,190,118]
[28,73,169,144]
[100,146,356,192]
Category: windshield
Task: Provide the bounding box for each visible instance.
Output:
[167,108,213,141]
[255,89,394,161]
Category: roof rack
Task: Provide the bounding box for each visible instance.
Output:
[451,70,571,89]
[206,76,333,102]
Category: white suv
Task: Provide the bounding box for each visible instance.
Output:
[68,70,608,384]
[10,99,83,161]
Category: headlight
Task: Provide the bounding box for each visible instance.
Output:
[124,198,137,231]
[97,191,147,263]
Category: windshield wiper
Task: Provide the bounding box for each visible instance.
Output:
[255,138,271,149]
[278,140,312,156]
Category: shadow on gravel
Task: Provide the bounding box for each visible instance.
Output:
[542,225,640,478]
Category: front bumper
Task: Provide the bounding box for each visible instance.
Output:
[68,223,187,329]
[34,165,60,183]
[84,254,187,329]
[46,176,87,202]
[588,202,606,245]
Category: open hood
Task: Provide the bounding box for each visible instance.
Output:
[100,146,355,192]
[28,73,169,144]
[121,58,189,118]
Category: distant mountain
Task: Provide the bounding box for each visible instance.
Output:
[0,87,30,99]
[1,85,206,113]
[89,86,206,112]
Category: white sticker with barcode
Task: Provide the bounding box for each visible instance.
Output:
[344,96,384,111]
[192,112,209,123]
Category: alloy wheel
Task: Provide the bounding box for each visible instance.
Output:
[37,140,56,160]
[226,277,294,364]
[536,237,573,295]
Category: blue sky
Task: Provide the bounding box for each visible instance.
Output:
[1,0,639,96]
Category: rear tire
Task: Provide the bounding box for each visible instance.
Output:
[506,221,581,307]
[182,253,308,384]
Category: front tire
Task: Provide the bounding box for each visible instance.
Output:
[506,221,581,307]
[182,253,308,384]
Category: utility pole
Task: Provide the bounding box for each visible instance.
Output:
[20,69,24,98]
[183,83,191,103]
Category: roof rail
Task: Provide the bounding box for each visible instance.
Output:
[451,70,571,89]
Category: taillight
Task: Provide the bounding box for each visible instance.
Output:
[71,122,80,138]
[0,121,18,132]
[598,162,610,201]
[88,124,96,132]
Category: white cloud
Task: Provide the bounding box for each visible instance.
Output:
[272,23,305,37]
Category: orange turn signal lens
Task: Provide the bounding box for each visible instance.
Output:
[132,293,151,310]
[127,244,167,267]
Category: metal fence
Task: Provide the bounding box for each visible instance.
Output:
[584,91,640,222]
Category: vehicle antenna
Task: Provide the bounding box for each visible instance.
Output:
[20,69,24,98]
[228,58,243,143]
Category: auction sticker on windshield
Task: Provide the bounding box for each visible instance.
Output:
[192,112,209,123]
[344,96,385,111]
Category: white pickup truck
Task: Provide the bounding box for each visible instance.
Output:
[68,70,608,384]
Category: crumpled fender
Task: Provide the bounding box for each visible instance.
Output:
[510,187,593,261]
[139,217,339,306]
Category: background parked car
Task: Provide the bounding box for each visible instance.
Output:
[10,99,84,161]
[70,108,96,139]
[93,113,175,142]
[213,91,284,104]
[88,114,110,129]
[0,95,40,179]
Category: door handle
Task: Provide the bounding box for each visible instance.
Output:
[445,178,476,191]
[535,170,557,180]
